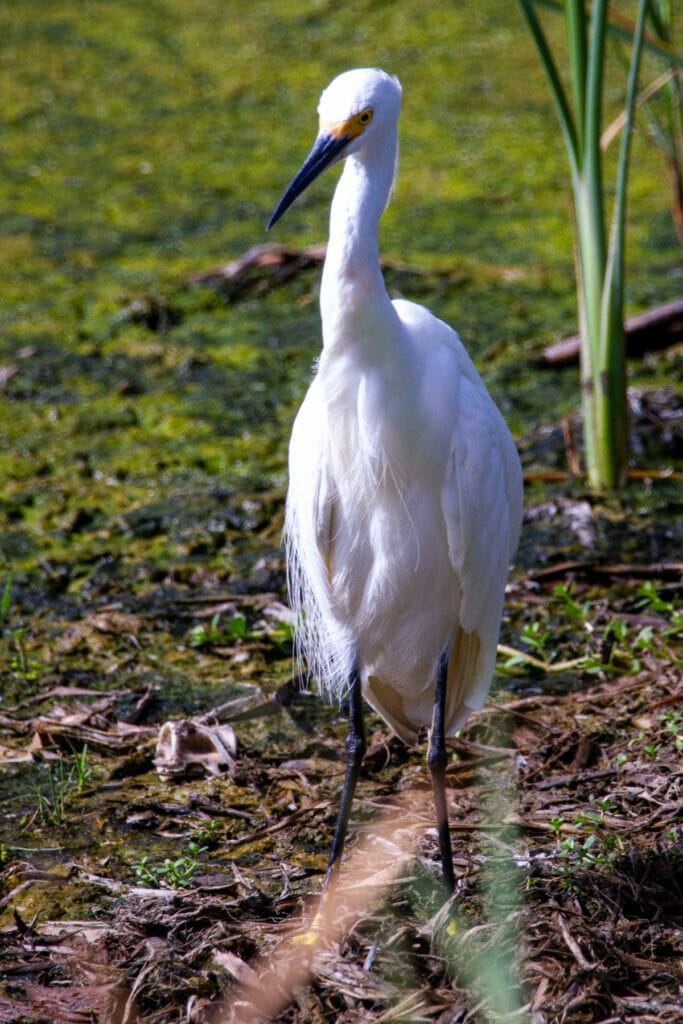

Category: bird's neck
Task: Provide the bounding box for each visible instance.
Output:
[320,140,397,350]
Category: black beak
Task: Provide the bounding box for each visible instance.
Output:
[267,131,349,230]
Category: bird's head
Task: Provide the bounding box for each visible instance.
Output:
[267,68,402,230]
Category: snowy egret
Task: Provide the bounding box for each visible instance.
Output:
[268,68,523,896]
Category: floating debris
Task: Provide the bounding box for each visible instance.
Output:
[154,719,237,779]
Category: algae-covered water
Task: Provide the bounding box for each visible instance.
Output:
[0,2,680,700]
[0,8,681,1019]
[2,0,679,499]
[1,0,680,695]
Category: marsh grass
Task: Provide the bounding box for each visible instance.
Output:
[499,577,682,677]
[0,5,680,1022]
[32,744,90,827]
[519,0,649,489]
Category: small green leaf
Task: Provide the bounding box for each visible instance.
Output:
[0,576,12,624]
[228,614,248,639]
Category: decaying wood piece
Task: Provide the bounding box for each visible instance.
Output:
[2,567,682,1023]
[190,243,327,299]
[1,660,681,1023]
[154,719,237,779]
[542,297,683,364]
[190,242,467,301]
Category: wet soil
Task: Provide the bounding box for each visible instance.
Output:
[0,376,681,1023]
[1,3,681,1017]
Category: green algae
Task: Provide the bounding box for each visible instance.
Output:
[0,0,681,932]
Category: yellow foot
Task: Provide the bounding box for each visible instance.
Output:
[291,877,337,947]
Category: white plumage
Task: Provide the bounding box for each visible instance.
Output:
[268,68,523,891]
[272,68,523,741]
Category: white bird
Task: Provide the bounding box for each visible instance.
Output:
[268,68,523,896]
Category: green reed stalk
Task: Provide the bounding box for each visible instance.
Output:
[518,0,648,489]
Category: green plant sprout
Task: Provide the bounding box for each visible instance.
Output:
[189,612,228,648]
[68,742,91,793]
[520,621,553,660]
[1,575,41,679]
[499,577,682,677]
[32,746,90,827]
[132,841,208,889]
[552,796,624,886]
[659,709,683,752]
[189,611,293,653]
[190,820,223,846]
[0,576,11,625]
[636,579,683,623]
[550,581,592,623]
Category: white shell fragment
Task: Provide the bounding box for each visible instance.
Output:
[154,719,237,779]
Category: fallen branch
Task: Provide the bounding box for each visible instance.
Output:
[190,243,469,301]
[542,298,683,365]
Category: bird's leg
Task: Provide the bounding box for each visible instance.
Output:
[293,666,365,946]
[322,662,366,894]
[428,651,455,896]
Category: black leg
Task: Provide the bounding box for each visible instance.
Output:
[428,651,455,896]
[323,663,366,893]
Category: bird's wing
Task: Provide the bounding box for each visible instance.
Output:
[440,373,523,717]
[286,384,356,697]
[391,298,522,724]
[286,382,335,591]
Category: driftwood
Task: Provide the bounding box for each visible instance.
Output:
[194,249,682,359]
[190,243,327,299]
[542,297,683,365]
[190,242,468,300]
[120,242,680,361]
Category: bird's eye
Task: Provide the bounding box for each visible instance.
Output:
[337,108,374,141]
